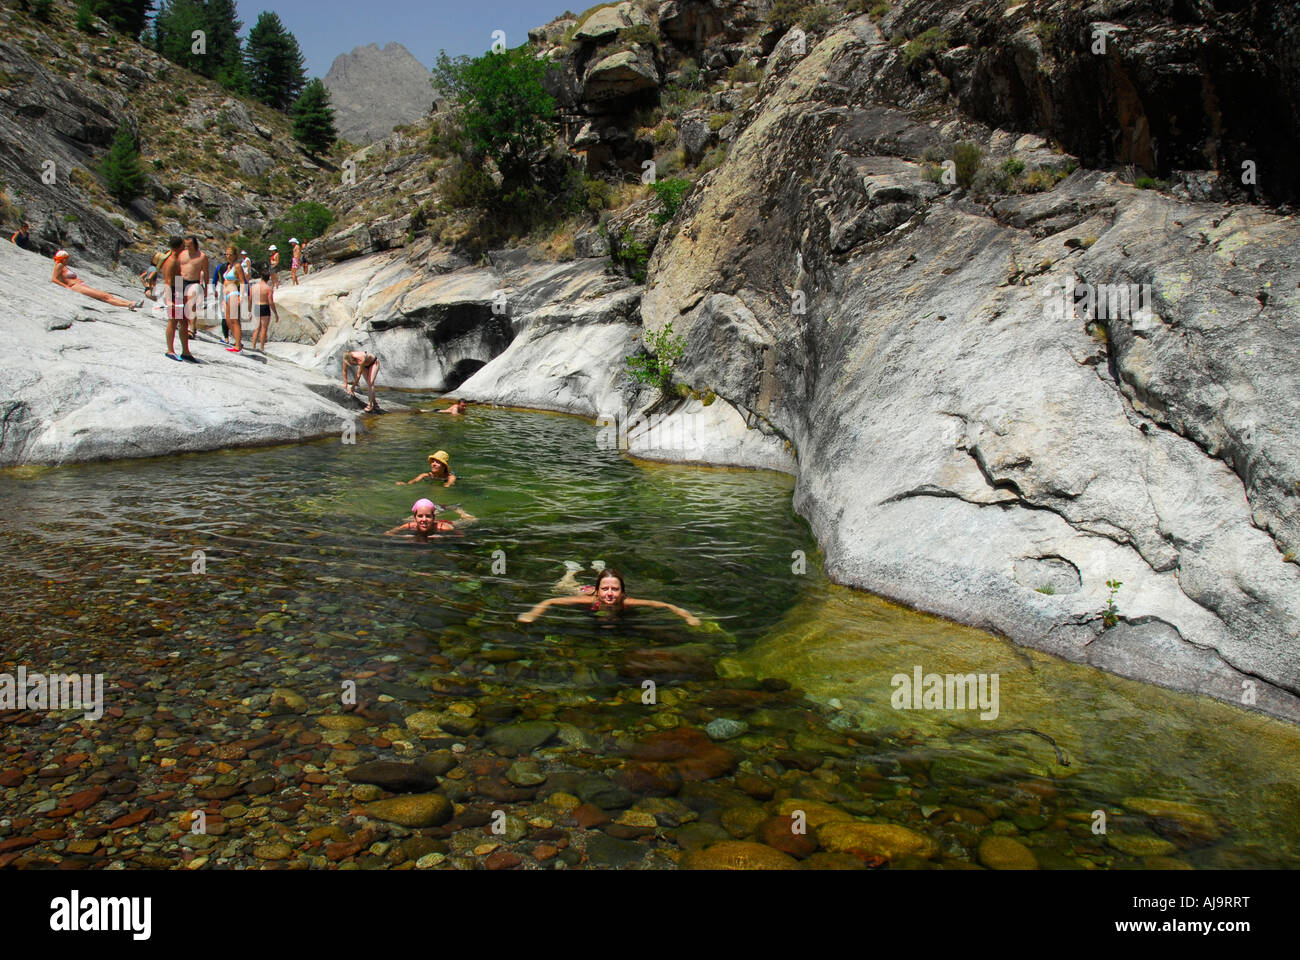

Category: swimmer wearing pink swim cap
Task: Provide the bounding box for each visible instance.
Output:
[384,498,476,540]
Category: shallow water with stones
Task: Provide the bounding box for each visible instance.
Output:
[1,397,1297,869]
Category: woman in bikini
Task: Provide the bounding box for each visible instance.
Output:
[517,568,701,625]
[290,238,301,285]
[221,244,246,353]
[342,348,381,412]
[267,245,280,290]
[51,250,142,309]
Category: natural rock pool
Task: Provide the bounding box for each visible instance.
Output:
[2,400,1297,869]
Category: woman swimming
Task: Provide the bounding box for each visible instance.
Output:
[51,250,142,309]
[385,498,476,540]
[398,450,456,487]
[517,568,701,625]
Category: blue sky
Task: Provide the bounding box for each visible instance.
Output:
[231,0,574,78]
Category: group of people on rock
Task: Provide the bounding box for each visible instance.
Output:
[384,400,700,627]
[14,221,313,362]
[139,235,290,360]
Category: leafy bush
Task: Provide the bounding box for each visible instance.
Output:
[610,228,650,283]
[971,163,1011,196]
[1002,157,1025,178]
[75,1,95,33]
[708,112,733,132]
[578,176,615,213]
[625,321,686,392]
[800,5,836,30]
[726,60,762,84]
[902,27,949,68]
[267,201,335,256]
[951,141,982,189]
[1021,167,1054,192]
[652,120,677,145]
[432,45,557,189]
[650,177,691,224]
[1102,578,1122,628]
[869,1,891,18]
[618,24,661,52]
[767,0,808,31]
[697,144,727,174]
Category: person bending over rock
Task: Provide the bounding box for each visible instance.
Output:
[385,498,476,540]
[397,450,456,488]
[518,568,700,625]
[51,250,143,310]
[342,349,381,412]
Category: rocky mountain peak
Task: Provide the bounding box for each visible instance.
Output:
[322,41,434,146]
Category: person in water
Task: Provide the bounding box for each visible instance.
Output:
[342,349,381,412]
[385,498,476,539]
[435,399,468,415]
[51,250,143,310]
[398,450,456,487]
[517,568,701,625]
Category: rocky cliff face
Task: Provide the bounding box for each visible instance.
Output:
[323,42,434,145]
[638,14,1300,719]
[286,1,1300,720]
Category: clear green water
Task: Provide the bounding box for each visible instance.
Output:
[2,398,1297,868]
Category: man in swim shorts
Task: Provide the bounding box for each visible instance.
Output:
[178,235,209,337]
[160,236,196,362]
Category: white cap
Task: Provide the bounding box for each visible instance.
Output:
[240,250,248,256]
[290,237,299,244]
[268,244,277,251]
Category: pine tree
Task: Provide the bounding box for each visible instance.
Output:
[246,11,307,111]
[201,0,243,85]
[100,121,145,205]
[153,0,207,75]
[85,0,153,38]
[292,79,337,155]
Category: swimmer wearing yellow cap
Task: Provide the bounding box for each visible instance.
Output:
[397,450,456,488]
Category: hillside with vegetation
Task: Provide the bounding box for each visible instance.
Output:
[0,0,345,275]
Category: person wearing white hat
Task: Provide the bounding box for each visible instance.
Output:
[290,237,302,285]
[240,250,252,304]
[267,244,280,289]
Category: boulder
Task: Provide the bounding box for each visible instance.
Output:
[583,49,660,103]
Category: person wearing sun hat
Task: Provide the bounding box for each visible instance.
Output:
[290,237,302,285]
[397,450,457,488]
[267,244,280,289]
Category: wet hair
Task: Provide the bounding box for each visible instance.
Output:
[169,236,184,250]
[185,235,198,246]
[594,568,626,596]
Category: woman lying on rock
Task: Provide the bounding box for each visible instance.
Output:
[51,250,143,309]
[385,498,476,540]
[518,567,701,625]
